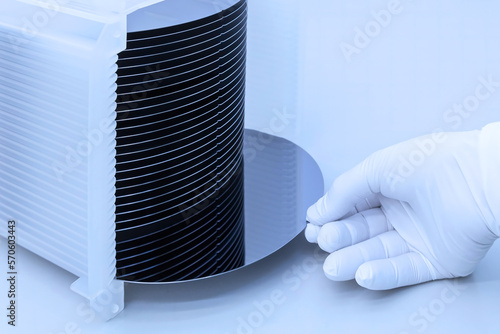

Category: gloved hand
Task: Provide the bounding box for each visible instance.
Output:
[306,123,500,290]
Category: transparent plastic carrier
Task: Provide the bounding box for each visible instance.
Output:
[0,0,310,320]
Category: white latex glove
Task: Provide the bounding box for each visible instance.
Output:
[306,122,500,290]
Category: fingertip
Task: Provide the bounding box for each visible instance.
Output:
[308,164,382,226]
[307,181,344,225]
[323,257,340,281]
[317,223,347,253]
[306,199,325,225]
[305,223,321,243]
[355,263,378,290]
[323,252,354,281]
[355,253,437,290]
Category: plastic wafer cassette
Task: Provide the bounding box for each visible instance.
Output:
[0,0,317,321]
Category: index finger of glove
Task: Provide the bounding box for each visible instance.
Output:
[306,159,381,226]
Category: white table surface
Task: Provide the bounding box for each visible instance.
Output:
[1,233,499,334]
